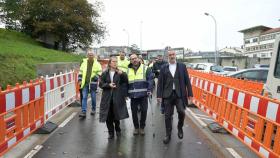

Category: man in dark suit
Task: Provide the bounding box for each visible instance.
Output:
[157,50,193,144]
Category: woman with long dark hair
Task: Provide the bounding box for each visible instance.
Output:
[99,56,129,139]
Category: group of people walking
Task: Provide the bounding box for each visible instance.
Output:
[78,49,193,144]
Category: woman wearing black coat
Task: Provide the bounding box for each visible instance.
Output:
[99,56,129,139]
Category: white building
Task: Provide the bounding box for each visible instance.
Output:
[219,47,244,55]
[239,25,280,58]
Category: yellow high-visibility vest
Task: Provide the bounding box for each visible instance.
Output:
[79,58,102,88]
[117,56,130,72]
[127,64,148,96]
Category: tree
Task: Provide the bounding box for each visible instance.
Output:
[20,0,106,51]
[0,0,23,30]
[130,44,140,54]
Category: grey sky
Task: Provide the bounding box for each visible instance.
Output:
[90,0,280,51]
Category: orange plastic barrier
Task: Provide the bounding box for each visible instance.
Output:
[190,74,280,158]
[188,69,264,94]
[0,79,45,156]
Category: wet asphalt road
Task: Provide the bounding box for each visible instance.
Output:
[33,93,217,158]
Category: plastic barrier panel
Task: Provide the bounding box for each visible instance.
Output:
[190,73,280,158]
[44,71,76,121]
[0,80,45,156]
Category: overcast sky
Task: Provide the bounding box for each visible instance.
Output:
[89,0,280,51]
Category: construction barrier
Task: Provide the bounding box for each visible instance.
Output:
[188,69,264,94]
[190,73,280,158]
[44,71,76,121]
[0,79,45,156]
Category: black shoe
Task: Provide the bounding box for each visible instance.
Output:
[108,134,114,139]
[163,135,171,144]
[79,112,86,117]
[90,110,96,115]
[178,128,183,139]
[116,131,121,137]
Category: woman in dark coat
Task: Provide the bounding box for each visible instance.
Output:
[99,56,129,139]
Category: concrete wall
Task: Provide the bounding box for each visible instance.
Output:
[36,62,80,77]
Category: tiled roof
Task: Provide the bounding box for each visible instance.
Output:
[261,27,280,35]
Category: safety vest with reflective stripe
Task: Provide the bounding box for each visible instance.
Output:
[117,56,130,72]
[127,64,148,98]
[79,58,102,89]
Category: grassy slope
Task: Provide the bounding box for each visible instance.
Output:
[0,29,83,89]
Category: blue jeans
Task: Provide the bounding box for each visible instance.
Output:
[81,83,96,113]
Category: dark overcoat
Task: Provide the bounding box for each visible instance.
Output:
[99,69,129,122]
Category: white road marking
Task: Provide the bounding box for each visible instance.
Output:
[186,108,207,127]
[226,148,242,158]
[197,117,214,122]
[24,145,43,158]
[59,112,77,128]
[194,113,211,118]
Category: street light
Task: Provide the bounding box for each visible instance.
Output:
[204,12,218,64]
[123,29,130,47]
[140,21,143,54]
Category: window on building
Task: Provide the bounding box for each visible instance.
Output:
[272,34,276,39]
[246,47,250,51]
[253,38,258,43]
[255,46,259,50]
[261,53,266,57]
[275,41,280,78]
[253,54,257,58]
[245,40,250,44]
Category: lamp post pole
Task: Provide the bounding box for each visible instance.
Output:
[123,29,130,47]
[140,21,143,54]
[205,12,218,64]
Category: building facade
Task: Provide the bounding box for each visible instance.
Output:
[239,25,280,58]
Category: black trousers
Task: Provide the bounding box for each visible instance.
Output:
[106,99,120,135]
[131,97,148,129]
[163,91,185,136]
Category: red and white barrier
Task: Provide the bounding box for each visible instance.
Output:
[44,71,76,121]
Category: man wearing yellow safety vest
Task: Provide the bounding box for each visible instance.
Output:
[127,53,153,135]
[117,51,130,72]
[78,50,102,117]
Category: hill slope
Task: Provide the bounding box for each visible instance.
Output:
[0,29,83,89]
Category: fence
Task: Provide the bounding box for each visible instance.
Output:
[0,70,79,156]
[188,69,264,94]
[0,79,45,156]
[44,71,76,121]
[190,71,280,158]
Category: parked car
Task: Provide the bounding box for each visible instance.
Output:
[253,64,269,68]
[194,63,226,75]
[223,66,238,75]
[227,68,269,83]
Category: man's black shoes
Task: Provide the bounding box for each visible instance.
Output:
[163,135,171,144]
[79,112,86,118]
[116,131,121,137]
[108,134,114,139]
[178,128,183,139]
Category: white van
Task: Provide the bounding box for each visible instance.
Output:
[263,35,280,99]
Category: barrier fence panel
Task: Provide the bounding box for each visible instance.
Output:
[190,73,280,158]
[188,69,264,95]
[44,71,77,121]
[0,80,45,156]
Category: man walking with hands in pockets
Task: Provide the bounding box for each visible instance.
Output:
[157,50,193,144]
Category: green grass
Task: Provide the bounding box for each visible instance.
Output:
[0,29,84,89]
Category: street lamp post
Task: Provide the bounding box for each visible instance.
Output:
[140,21,143,54]
[123,29,130,47]
[204,12,218,64]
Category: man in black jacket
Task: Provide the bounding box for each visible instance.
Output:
[152,55,167,78]
[157,50,193,144]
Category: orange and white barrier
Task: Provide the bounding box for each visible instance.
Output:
[0,80,45,156]
[190,72,280,158]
